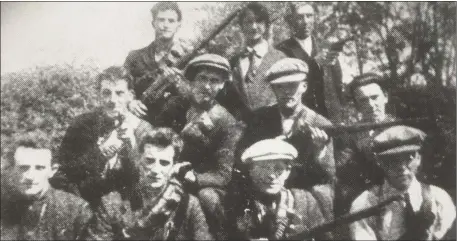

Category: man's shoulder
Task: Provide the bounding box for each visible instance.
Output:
[126,43,153,60]
[351,186,380,211]
[48,188,89,209]
[275,38,295,52]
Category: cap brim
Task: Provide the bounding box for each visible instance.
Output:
[376,145,421,156]
[191,62,230,73]
[244,154,295,164]
[270,73,306,85]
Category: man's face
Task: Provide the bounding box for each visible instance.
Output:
[271,82,306,111]
[139,144,175,189]
[191,68,225,105]
[378,152,421,191]
[288,4,315,39]
[99,79,132,119]
[13,147,53,198]
[152,10,181,41]
[249,160,291,195]
[354,83,388,122]
[241,10,267,44]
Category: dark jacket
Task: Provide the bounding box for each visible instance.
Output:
[1,187,91,240]
[276,37,343,118]
[216,45,286,122]
[86,190,212,240]
[124,40,193,131]
[180,104,245,189]
[50,109,154,205]
[226,188,330,240]
[239,104,336,189]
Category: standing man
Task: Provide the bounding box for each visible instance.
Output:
[1,138,91,240]
[125,2,192,131]
[276,2,343,118]
[217,2,286,122]
[350,126,456,240]
[225,139,331,240]
[87,128,212,240]
[50,66,154,207]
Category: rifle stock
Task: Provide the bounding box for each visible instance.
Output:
[288,195,404,240]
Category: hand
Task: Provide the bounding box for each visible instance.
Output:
[171,162,192,176]
[161,66,183,83]
[99,131,123,159]
[309,127,329,151]
[117,125,134,147]
[128,99,147,118]
[197,112,215,131]
[184,171,196,183]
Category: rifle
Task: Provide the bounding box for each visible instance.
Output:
[277,117,430,140]
[140,6,244,104]
[287,194,404,240]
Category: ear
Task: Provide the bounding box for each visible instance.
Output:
[50,163,60,177]
[300,82,308,93]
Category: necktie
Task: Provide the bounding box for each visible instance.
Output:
[245,49,258,83]
[401,192,417,239]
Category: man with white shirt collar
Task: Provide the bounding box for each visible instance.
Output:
[349,126,456,240]
[50,66,154,208]
[216,2,286,122]
[276,2,343,118]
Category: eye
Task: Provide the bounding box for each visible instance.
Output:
[145,158,156,165]
[36,165,46,171]
[18,165,30,172]
[160,160,171,166]
[102,90,111,97]
[116,91,125,97]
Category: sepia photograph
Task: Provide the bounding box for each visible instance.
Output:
[1,2,456,240]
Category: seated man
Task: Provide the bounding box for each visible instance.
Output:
[224,139,331,240]
[50,66,154,207]
[86,128,212,240]
[1,137,91,240]
[350,126,456,240]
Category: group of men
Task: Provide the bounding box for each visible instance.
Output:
[1,2,455,240]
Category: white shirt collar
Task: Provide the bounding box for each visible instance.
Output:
[246,39,269,58]
[295,36,313,56]
[382,177,423,212]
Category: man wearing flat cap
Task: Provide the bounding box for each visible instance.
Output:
[169,53,245,239]
[350,126,455,240]
[224,139,331,240]
[239,58,336,190]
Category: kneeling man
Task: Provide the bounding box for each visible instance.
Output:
[87,128,212,240]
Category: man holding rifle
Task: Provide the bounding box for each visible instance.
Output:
[350,126,455,240]
[124,2,192,131]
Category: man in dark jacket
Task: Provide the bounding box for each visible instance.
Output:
[276,2,343,118]
[86,128,212,240]
[124,2,192,131]
[225,139,331,240]
[49,66,154,207]
[216,2,286,122]
[1,138,91,240]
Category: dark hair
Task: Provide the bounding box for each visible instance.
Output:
[238,2,270,30]
[348,73,387,100]
[96,66,133,90]
[151,2,182,22]
[139,128,184,161]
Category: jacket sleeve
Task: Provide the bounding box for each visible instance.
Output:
[316,138,336,183]
[195,121,244,188]
[188,195,213,240]
[216,81,250,122]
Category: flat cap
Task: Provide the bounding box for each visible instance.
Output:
[241,139,298,164]
[266,58,309,84]
[372,125,426,156]
[184,53,231,81]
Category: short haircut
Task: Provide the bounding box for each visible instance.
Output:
[9,135,53,167]
[139,128,184,161]
[348,73,387,100]
[238,2,270,30]
[96,66,133,90]
[151,2,182,22]
[285,2,318,18]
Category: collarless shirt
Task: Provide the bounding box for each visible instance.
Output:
[239,39,269,80]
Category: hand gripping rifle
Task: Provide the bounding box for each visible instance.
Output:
[287,194,404,240]
[140,6,244,106]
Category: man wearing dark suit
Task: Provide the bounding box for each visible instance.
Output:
[217,2,286,122]
[49,67,154,207]
[276,2,343,118]
[124,2,192,131]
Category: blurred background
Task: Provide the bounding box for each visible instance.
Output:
[1,2,455,197]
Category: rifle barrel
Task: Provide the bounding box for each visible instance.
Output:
[289,195,404,239]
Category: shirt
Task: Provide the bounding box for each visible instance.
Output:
[295,37,313,56]
[239,39,269,81]
[349,178,456,240]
